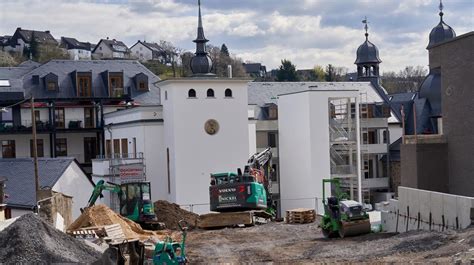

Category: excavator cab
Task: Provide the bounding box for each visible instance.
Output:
[119,182,157,224]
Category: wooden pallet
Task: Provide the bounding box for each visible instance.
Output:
[286,208,316,224]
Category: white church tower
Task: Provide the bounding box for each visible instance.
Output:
[157,0,250,213]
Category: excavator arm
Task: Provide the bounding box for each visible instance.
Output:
[84,180,121,209]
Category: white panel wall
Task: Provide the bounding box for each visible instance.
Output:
[0,134,51,158]
[279,90,359,214]
[248,121,257,156]
[52,162,94,219]
[388,124,403,144]
[56,133,97,163]
[161,80,250,214]
[381,186,474,232]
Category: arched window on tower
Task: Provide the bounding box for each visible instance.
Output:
[207,88,215,98]
[188,89,196,98]
[225,88,232,98]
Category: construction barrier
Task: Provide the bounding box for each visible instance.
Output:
[381,186,474,233]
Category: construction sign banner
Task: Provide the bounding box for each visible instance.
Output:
[119,164,145,182]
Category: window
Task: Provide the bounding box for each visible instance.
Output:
[84,137,97,163]
[207,88,214,98]
[132,137,137,158]
[34,110,40,123]
[78,76,92,97]
[268,106,278,120]
[113,139,120,157]
[121,138,128,158]
[55,138,67,157]
[165,91,168,100]
[271,164,278,181]
[55,108,65,128]
[383,130,388,144]
[30,139,44,157]
[268,132,277,148]
[2,140,15,158]
[138,81,148,91]
[47,81,56,91]
[109,74,124,97]
[106,139,111,158]
[84,108,94,128]
[188,89,196,98]
[225,88,232,98]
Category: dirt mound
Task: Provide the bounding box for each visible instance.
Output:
[68,204,153,238]
[0,213,101,263]
[154,200,199,230]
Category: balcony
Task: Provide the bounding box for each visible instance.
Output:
[92,153,144,177]
[362,177,389,189]
[361,143,388,154]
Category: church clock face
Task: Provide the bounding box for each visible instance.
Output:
[204,119,219,135]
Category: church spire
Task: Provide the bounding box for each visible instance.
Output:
[439,0,444,22]
[190,0,214,76]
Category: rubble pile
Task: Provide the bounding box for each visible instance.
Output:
[154,200,199,230]
[0,213,101,263]
[68,204,153,238]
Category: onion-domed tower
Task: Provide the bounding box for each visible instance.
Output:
[355,18,382,83]
[190,0,215,77]
[426,0,456,49]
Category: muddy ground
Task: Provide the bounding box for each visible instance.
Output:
[186,221,473,264]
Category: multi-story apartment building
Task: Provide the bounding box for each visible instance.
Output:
[0,60,160,172]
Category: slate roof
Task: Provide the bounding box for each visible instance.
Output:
[0,67,30,99]
[355,39,382,64]
[17,60,41,69]
[61,37,91,50]
[93,39,128,53]
[11,28,57,45]
[248,82,385,107]
[0,158,90,209]
[18,60,161,104]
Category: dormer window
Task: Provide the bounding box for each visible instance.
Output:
[43,73,58,91]
[77,73,92,97]
[109,73,124,97]
[207,89,215,98]
[134,73,149,92]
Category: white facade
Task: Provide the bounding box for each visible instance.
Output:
[67,49,91,60]
[278,90,360,214]
[130,42,153,62]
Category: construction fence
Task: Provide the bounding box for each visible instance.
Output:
[381,186,474,233]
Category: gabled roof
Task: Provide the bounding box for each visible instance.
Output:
[93,39,128,53]
[18,60,41,69]
[0,158,91,209]
[247,82,385,107]
[61,37,91,51]
[12,28,57,45]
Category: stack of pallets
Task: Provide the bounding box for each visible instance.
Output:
[286,208,316,224]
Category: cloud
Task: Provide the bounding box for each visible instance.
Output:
[0,0,471,72]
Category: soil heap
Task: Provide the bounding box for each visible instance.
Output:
[68,204,153,238]
[154,200,199,230]
[0,213,101,264]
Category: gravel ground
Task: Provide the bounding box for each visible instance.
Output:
[0,213,101,264]
[186,221,473,264]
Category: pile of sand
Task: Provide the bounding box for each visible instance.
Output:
[154,200,200,230]
[68,204,153,239]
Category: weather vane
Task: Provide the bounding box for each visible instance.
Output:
[439,0,444,12]
[362,16,369,39]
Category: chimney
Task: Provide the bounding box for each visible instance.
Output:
[17,27,21,31]
[227,65,233,79]
[45,30,50,34]
[106,37,109,40]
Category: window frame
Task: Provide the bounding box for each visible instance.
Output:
[224,88,232,98]
[30,139,44,158]
[55,138,68,157]
[109,74,124,97]
[55,107,65,128]
[77,75,92,97]
[1,140,16,158]
[188,89,196,98]
[84,107,95,128]
[47,81,57,91]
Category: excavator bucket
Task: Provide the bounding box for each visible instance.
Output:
[338,219,371,238]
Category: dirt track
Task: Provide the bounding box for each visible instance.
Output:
[186,221,473,263]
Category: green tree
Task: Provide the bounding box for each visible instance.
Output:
[276,59,298,82]
[220,43,229,57]
[313,65,326,81]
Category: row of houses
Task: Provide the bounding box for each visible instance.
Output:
[0,27,174,63]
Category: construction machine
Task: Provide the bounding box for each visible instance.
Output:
[153,220,188,264]
[209,147,273,212]
[199,148,274,228]
[320,178,371,238]
[83,180,162,229]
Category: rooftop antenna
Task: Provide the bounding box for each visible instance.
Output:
[362,16,369,40]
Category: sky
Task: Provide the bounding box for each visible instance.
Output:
[0,0,472,72]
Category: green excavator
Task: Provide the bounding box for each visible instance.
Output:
[320,178,371,238]
[83,180,162,229]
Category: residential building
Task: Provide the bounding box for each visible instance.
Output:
[242,63,267,79]
[129,41,173,64]
[60,37,92,60]
[92,38,129,59]
[0,157,94,220]
[0,60,160,173]
[3,27,57,55]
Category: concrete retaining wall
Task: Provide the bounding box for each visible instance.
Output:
[381,186,474,233]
